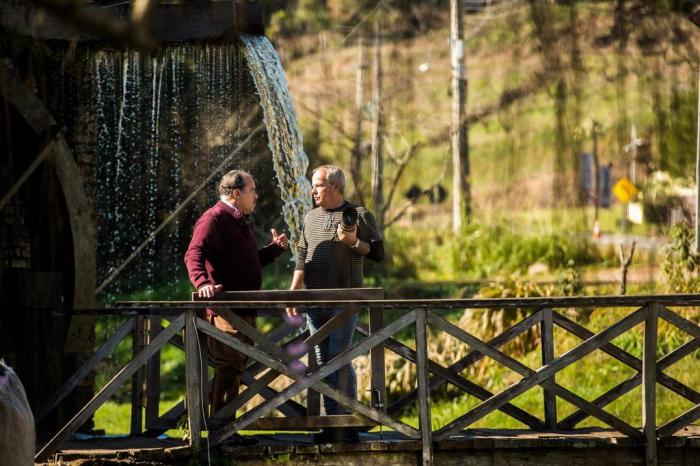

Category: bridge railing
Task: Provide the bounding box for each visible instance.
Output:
[35,292,700,466]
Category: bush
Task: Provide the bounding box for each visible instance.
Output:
[661,221,700,293]
[383,224,600,281]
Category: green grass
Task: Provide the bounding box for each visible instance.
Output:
[95,398,184,437]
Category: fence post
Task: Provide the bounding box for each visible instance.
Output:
[643,304,659,466]
[185,310,202,450]
[145,316,162,430]
[541,308,557,429]
[369,305,387,413]
[130,315,146,435]
[415,308,433,466]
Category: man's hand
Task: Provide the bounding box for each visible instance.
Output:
[337,224,357,246]
[197,284,223,298]
[271,228,289,250]
[286,306,299,317]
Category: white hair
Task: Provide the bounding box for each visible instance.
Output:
[313,165,345,194]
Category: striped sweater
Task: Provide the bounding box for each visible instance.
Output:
[295,201,382,289]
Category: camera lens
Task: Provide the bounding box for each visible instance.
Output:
[341,206,358,231]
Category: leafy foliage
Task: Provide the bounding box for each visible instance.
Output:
[384,225,599,282]
[661,221,700,293]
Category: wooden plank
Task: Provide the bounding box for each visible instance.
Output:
[114,294,700,311]
[202,313,420,440]
[199,312,421,444]
[416,309,433,466]
[552,312,641,369]
[307,345,321,416]
[357,322,543,429]
[215,309,288,361]
[145,316,162,430]
[389,310,543,415]
[659,306,700,340]
[559,337,700,429]
[35,315,185,462]
[158,328,307,427]
[185,311,202,450]
[0,1,263,42]
[657,336,700,368]
[36,317,135,423]
[247,414,377,430]
[211,305,361,420]
[559,374,641,429]
[657,403,700,437]
[643,304,659,466]
[369,306,387,414]
[191,288,384,303]
[554,312,700,425]
[429,311,640,438]
[541,308,557,429]
[432,307,647,440]
[130,316,146,436]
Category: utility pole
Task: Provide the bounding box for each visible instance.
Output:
[352,30,367,204]
[371,20,384,230]
[686,7,700,253]
[695,64,700,254]
[592,122,600,226]
[450,0,469,232]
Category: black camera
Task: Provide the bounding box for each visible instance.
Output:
[340,206,358,232]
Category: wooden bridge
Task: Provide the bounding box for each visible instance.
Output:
[34,291,700,465]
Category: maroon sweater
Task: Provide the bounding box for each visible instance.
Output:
[184,201,283,294]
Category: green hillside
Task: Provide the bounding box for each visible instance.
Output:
[275,1,698,231]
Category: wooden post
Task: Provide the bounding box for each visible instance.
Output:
[130,316,146,435]
[145,316,162,430]
[185,310,202,450]
[369,306,387,413]
[540,308,557,429]
[643,304,659,466]
[415,308,433,466]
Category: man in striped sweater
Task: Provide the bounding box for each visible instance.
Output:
[288,165,384,443]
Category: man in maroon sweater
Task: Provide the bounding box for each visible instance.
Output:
[184,169,288,418]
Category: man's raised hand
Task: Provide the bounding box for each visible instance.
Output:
[271,228,289,250]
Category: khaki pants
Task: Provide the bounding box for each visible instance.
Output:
[207,313,256,416]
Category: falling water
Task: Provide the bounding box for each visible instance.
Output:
[60,41,312,297]
[239,35,313,245]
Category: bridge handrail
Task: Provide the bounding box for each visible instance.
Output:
[36,291,700,466]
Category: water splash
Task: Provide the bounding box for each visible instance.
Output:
[240,35,313,254]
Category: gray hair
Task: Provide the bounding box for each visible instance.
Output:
[313,165,345,194]
[219,169,253,197]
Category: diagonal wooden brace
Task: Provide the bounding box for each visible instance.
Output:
[389,309,544,415]
[197,311,420,443]
[433,306,648,440]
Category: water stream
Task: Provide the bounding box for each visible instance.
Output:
[61,40,311,297]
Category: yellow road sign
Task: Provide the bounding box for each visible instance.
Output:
[612,177,638,203]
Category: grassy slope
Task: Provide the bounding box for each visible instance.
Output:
[279,2,698,224]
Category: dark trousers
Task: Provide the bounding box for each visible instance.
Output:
[207,313,255,416]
